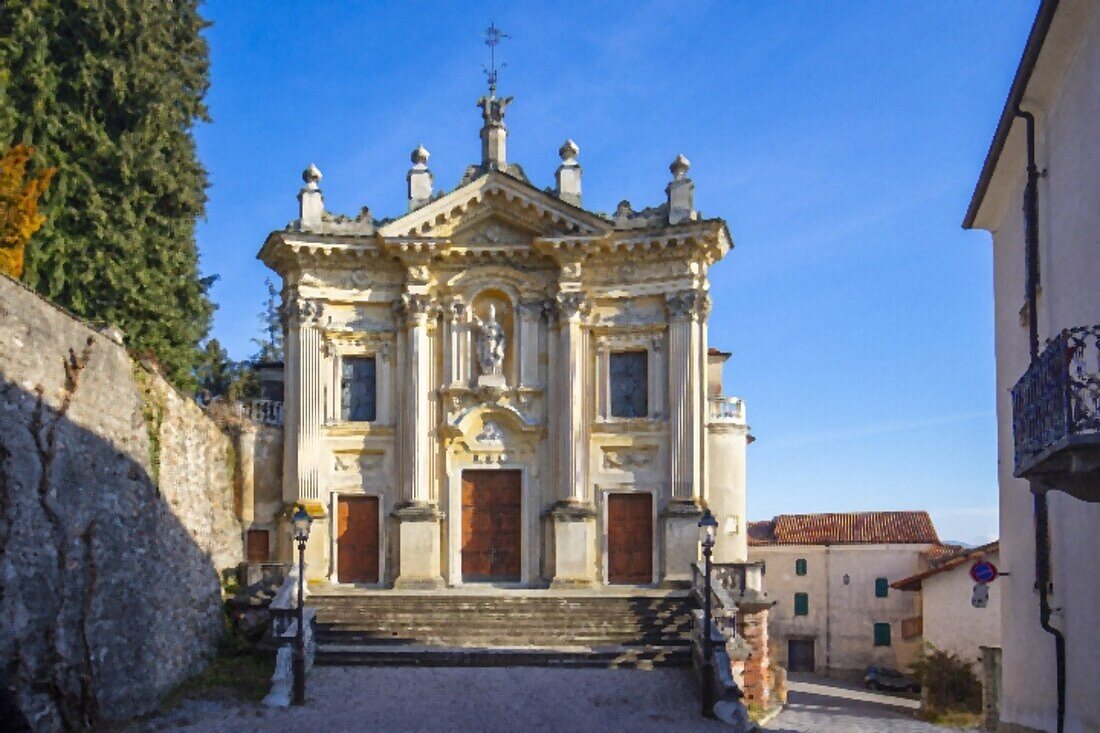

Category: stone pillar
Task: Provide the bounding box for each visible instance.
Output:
[736,608,773,709]
[394,292,444,588]
[298,164,324,230]
[663,289,706,585]
[550,290,597,587]
[516,298,542,388]
[282,293,328,580]
[237,425,257,524]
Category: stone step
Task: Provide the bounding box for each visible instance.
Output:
[314,644,692,669]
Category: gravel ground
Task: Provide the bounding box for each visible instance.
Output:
[127,667,729,732]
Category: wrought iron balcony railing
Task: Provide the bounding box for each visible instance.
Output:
[1012,324,1100,500]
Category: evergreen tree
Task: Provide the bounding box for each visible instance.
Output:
[252,277,284,362]
[0,0,215,389]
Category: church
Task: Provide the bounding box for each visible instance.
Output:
[258,85,750,589]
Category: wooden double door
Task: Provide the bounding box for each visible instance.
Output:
[337,495,379,583]
[461,470,522,582]
[607,493,653,584]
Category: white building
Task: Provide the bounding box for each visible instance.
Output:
[963,1,1100,731]
[892,541,1001,665]
[748,512,941,676]
[257,88,752,589]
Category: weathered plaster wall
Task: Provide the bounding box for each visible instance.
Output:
[0,275,243,730]
[920,552,1001,664]
[752,544,926,675]
[986,5,1100,731]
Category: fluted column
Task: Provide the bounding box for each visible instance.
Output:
[399,292,434,506]
[667,289,702,501]
[557,291,590,502]
[286,295,325,502]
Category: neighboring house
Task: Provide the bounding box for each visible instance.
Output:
[749,512,942,676]
[892,541,1002,664]
[963,1,1100,731]
[256,84,753,588]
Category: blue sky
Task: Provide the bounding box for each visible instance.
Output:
[195,2,1039,545]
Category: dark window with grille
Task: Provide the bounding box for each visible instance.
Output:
[341,356,377,422]
[873,622,892,646]
[795,558,807,576]
[794,592,809,616]
[875,577,889,598]
[610,351,648,418]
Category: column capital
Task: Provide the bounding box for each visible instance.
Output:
[556,291,590,322]
[282,294,325,327]
[395,293,438,323]
[665,289,709,321]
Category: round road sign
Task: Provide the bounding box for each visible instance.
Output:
[970,560,998,584]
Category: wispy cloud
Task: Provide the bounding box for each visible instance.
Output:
[761,410,993,449]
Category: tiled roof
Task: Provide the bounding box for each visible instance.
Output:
[747,511,940,547]
[892,541,1000,591]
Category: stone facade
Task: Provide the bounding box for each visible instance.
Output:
[259,91,750,587]
[0,275,243,730]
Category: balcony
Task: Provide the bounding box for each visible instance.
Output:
[708,396,745,424]
[242,399,284,427]
[1012,324,1100,501]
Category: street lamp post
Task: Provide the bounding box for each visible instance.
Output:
[291,506,312,707]
[698,508,718,718]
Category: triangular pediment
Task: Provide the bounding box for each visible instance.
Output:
[377,170,612,240]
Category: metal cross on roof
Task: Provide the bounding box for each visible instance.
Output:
[483,22,509,96]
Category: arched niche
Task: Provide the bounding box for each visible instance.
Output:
[470,287,515,385]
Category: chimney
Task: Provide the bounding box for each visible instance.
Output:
[298,163,324,230]
[407,144,433,211]
[666,154,696,225]
[555,139,582,207]
[478,94,513,170]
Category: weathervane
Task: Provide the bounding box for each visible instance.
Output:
[482,22,509,97]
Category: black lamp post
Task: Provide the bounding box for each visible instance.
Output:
[291,505,312,706]
[698,508,718,718]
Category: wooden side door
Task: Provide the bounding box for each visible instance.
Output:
[337,495,379,583]
[607,493,653,584]
[246,529,269,563]
[788,639,816,673]
[462,470,521,582]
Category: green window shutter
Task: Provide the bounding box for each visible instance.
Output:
[794,592,809,616]
[795,558,807,576]
[875,578,889,598]
[873,622,892,646]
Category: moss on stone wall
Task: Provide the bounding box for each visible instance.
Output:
[131,362,167,484]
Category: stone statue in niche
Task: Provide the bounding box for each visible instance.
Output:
[476,304,506,387]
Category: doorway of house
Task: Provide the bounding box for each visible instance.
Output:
[461,469,521,582]
[607,493,653,584]
[337,495,379,583]
[788,638,816,673]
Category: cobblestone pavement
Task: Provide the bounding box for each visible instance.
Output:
[768,676,978,733]
[129,666,729,732]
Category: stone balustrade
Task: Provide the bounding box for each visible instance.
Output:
[708,396,745,423]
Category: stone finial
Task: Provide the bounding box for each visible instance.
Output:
[407,144,434,212]
[666,153,696,225]
[478,94,513,170]
[298,163,324,230]
[555,139,582,207]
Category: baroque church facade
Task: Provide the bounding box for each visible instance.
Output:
[259,90,749,588]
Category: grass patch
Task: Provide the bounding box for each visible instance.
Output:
[916,710,983,729]
[169,652,273,704]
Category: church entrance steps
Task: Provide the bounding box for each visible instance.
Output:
[308,591,694,668]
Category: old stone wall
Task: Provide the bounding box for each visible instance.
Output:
[0,275,243,730]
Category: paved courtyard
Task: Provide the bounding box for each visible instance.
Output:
[769,675,978,733]
[129,667,976,732]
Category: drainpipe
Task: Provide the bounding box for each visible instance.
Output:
[1017,107,1066,733]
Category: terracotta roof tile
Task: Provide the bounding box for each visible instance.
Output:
[747,511,940,546]
[892,540,1000,591]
